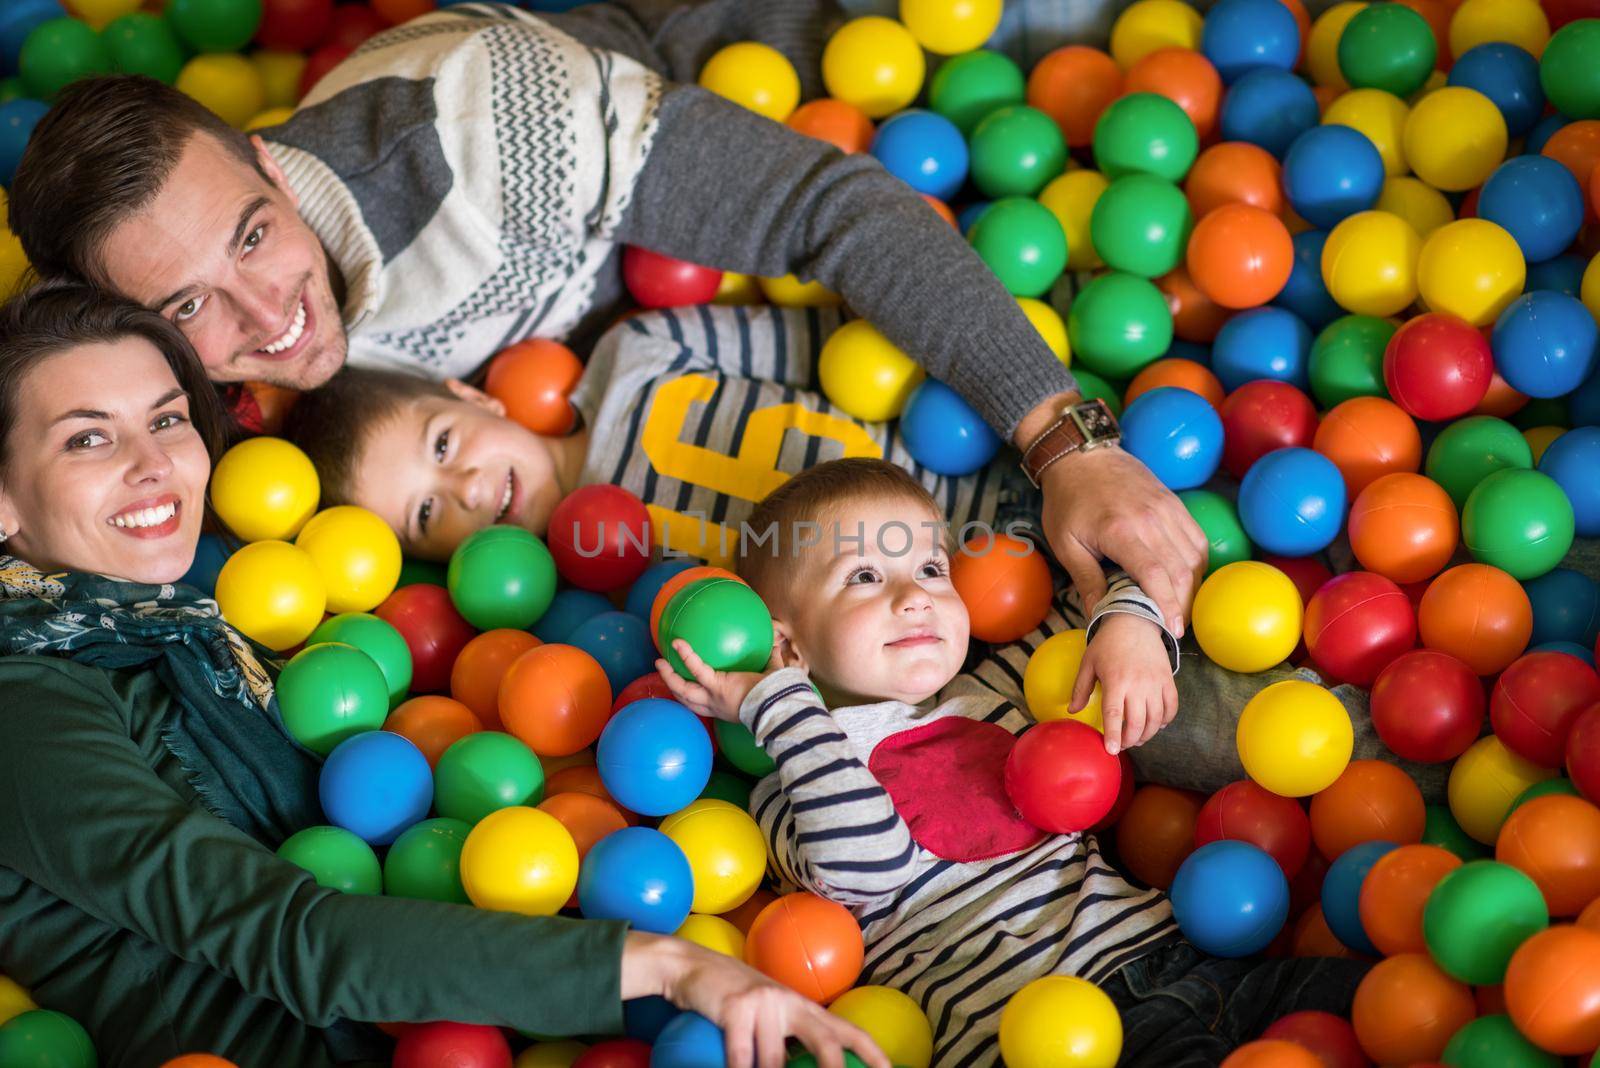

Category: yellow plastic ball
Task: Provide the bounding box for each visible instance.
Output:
[294,505,402,614]
[713,270,763,305]
[214,540,327,651]
[1110,0,1204,68]
[1523,425,1565,464]
[1038,168,1108,270]
[1582,251,1600,322]
[822,16,926,119]
[177,53,267,130]
[0,230,30,300]
[460,806,579,916]
[1323,88,1410,177]
[0,975,37,1028]
[830,986,935,1068]
[818,319,925,422]
[211,436,321,543]
[1447,735,1556,844]
[1023,629,1103,730]
[657,798,767,914]
[1417,218,1525,326]
[900,0,1003,55]
[1402,86,1507,192]
[252,50,306,109]
[1308,1,1367,90]
[998,976,1122,1068]
[1236,680,1355,798]
[758,273,842,307]
[1374,176,1454,239]
[1449,0,1549,59]
[66,0,141,29]
[245,107,296,132]
[1018,297,1070,365]
[514,1041,588,1068]
[1321,210,1421,317]
[698,42,801,123]
[1191,561,1304,674]
[674,914,746,958]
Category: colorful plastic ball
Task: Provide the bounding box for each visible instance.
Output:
[255,0,330,51]
[1022,629,1104,728]
[1492,293,1597,404]
[966,195,1068,298]
[1221,383,1317,486]
[1181,490,1254,575]
[18,16,109,99]
[1338,2,1436,96]
[374,583,475,694]
[1124,46,1223,144]
[1449,0,1550,56]
[215,539,326,651]
[1321,210,1421,317]
[1375,177,1452,242]
[1570,702,1600,801]
[649,1013,726,1068]
[1540,19,1600,119]
[828,987,932,1068]
[1497,791,1600,916]
[294,505,401,614]
[565,611,654,697]
[1437,1013,1559,1068]
[658,577,774,679]
[1195,779,1312,878]
[1089,173,1192,278]
[899,378,1002,477]
[1348,473,1458,585]
[1313,397,1422,503]
[1201,0,1301,83]
[821,16,923,119]
[166,0,263,52]
[1351,952,1476,1064]
[1420,563,1534,676]
[446,629,538,731]
[969,104,1067,199]
[1170,840,1290,956]
[1426,415,1533,511]
[1384,312,1495,420]
[925,50,1021,140]
[1219,67,1320,159]
[446,526,556,631]
[1308,315,1393,407]
[0,0,62,71]
[1424,859,1550,983]
[1303,571,1418,686]
[1018,297,1070,364]
[382,816,470,903]
[656,798,765,915]
[277,641,391,756]
[101,12,184,84]
[1543,121,1600,225]
[1005,720,1123,833]
[1273,229,1344,331]
[0,1010,96,1068]
[1018,47,1115,152]
[309,613,412,711]
[621,246,719,309]
[276,824,382,894]
[1501,925,1600,1055]
[897,0,1001,54]
[1526,568,1600,650]
[1306,1,1363,90]
[211,436,320,542]
[1424,803,1493,863]
[697,42,798,123]
[1321,839,1397,954]
[1539,428,1600,537]
[1259,1014,1365,1068]
[576,825,692,934]
[1284,125,1385,230]
[817,318,924,421]
[1037,172,1108,273]
[1184,141,1283,219]
[1404,87,1509,192]
[176,50,267,127]
[594,698,711,818]
[1238,447,1347,556]
[649,567,743,651]
[498,643,612,758]
[997,976,1122,1068]
[482,338,582,436]
[1065,271,1173,377]
[539,791,628,894]
[1491,650,1600,767]
[433,730,543,824]
[1482,160,1577,270]
[868,109,967,202]
[1115,784,1204,889]
[1093,91,1199,182]
[1462,467,1575,580]
[1127,357,1225,410]
[1117,385,1223,490]
[1212,307,1312,392]
[1186,203,1295,309]
[1193,561,1304,672]
[459,804,577,915]
[745,892,863,1003]
[786,97,875,153]
[1572,363,1600,426]
[1371,649,1485,763]
[1452,734,1558,844]
[1237,679,1355,796]
[1359,843,1462,956]
[1322,88,1410,179]
[1312,759,1427,861]
[318,730,432,846]
[947,533,1053,645]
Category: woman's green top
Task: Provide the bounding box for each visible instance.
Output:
[0,654,629,1067]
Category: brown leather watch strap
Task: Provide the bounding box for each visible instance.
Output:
[1020,399,1120,488]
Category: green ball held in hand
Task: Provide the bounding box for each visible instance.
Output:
[384,817,472,903]
[660,577,775,679]
[968,197,1068,298]
[19,19,111,100]
[1180,489,1252,576]
[1066,271,1173,379]
[0,1011,97,1068]
[1462,468,1575,580]
[1425,416,1533,511]
[1540,19,1600,121]
[1090,173,1193,279]
[1309,315,1395,409]
[447,525,557,631]
[715,719,778,778]
[1422,859,1549,985]
[929,49,1025,136]
[969,104,1068,198]
[165,0,262,53]
[1337,3,1436,98]
[1093,93,1198,183]
[277,642,391,756]
[276,825,383,895]
[1440,1014,1560,1068]
[310,612,414,709]
[102,13,184,85]
[433,731,545,824]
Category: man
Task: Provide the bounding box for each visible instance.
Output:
[9,0,1207,628]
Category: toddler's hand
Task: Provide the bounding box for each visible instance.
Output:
[1072,612,1177,756]
[656,639,781,723]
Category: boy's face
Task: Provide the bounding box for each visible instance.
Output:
[350,385,566,561]
[775,496,970,707]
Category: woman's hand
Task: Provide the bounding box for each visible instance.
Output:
[622,932,890,1068]
[656,639,781,724]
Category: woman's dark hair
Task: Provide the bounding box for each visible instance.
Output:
[0,283,227,469]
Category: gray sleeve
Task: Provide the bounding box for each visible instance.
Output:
[612,83,1082,443]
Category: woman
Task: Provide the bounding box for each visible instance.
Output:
[0,284,885,1068]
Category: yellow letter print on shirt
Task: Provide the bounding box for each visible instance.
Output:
[641,374,883,568]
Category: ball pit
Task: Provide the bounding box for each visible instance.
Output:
[1212,307,1312,392]
[1425,414,1534,510]
[376,583,477,695]
[460,805,578,916]
[1311,759,1426,859]
[319,730,432,846]
[1503,924,1600,1054]
[1462,468,1575,580]
[1186,203,1294,309]
[1283,124,1384,229]
[277,641,391,756]
[1347,473,1458,585]
[1313,396,1423,500]
[434,730,544,825]
[1303,571,1417,686]
[1490,651,1600,767]
[1094,91,1198,182]
[498,644,612,758]
[1496,792,1600,917]
[1384,312,1495,421]
[1338,2,1436,97]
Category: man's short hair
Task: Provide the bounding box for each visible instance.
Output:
[9,75,265,286]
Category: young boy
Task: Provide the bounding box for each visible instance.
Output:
[653,457,1370,1067]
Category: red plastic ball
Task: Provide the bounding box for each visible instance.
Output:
[325,3,386,49]
[1194,779,1312,880]
[484,339,582,436]
[546,485,652,592]
[612,673,676,716]
[1370,649,1485,763]
[1303,571,1418,687]
[300,42,353,97]
[622,246,721,308]
[1004,720,1122,833]
[391,1022,511,1068]
[1566,702,1600,802]
[256,0,332,51]
[1260,554,1333,605]
[1382,313,1494,421]
[572,1039,651,1068]
[1219,380,1319,479]
[1491,651,1600,768]
[1261,1011,1368,1068]
[374,583,478,694]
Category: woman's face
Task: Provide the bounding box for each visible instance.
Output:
[0,338,211,584]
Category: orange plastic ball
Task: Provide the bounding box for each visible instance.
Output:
[1278,0,1312,49]
[1186,204,1295,308]
[1503,925,1600,1054]
[1124,47,1223,141]
[383,695,482,769]
[1472,370,1530,419]
[1496,794,1600,916]
[1184,142,1285,218]
[544,763,637,824]
[1310,760,1426,860]
[744,892,864,1002]
[538,790,630,908]
[1543,120,1600,224]
[1221,1041,1322,1068]
[650,566,746,651]
[1291,904,1360,958]
[1157,265,1234,342]
[1351,953,1476,1065]
[1418,563,1533,675]
[451,628,542,730]
[1580,895,1600,931]
[484,339,583,436]
[1358,843,1461,956]
[1398,0,1453,67]
[498,644,613,757]
[1311,396,1423,499]
[1125,357,1226,410]
[922,194,957,228]
[1027,45,1123,147]
[949,532,1053,643]
[787,98,875,154]
[1114,785,1203,889]
[1347,472,1459,584]
[160,1057,239,1068]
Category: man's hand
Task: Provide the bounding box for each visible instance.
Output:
[656,639,780,723]
[1071,612,1179,756]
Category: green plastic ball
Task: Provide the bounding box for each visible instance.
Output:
[102,13,184,84]
[396,557,449,588]
[1461,467,1575,580]
[446,524,557,631]
[1507,776,1580,816]
[1423,803,1492,862]
[1092,92,1199,183]
[1309,315,1395,409]
[433,730,544,824]
[699,768,754,809]
[660,577,775,679]
[19,18,111,100]
[309,612,414,709]
[787,1054,868,1068]
[1338,3,1437,97]
[165,0,262,53]
[1089,173,1193,279]
[1071,367,1125,418]
[968,197,1068,297]
[969,104,1068,198]
[714,719,777,777]
[277,642,391,756]
[383,816,472,903]
[1179,489,1253,576]
[0,79,22,106]
[276,825,383,894]
[1511,396,1567,431]
[1425,416,1534,511]
[929,49,1025,136]
[1540,19,1600,120]
[0,1010,97,1068]
[1422,859,1549,984]
[1439,1014,1559,1068]
[1066,271,1173,378]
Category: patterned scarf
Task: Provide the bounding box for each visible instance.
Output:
[0,556,323,845]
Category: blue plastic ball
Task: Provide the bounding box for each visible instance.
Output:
[1478,157,1585,264]
[1492,291,1598,398]
[1238,446,1348,555]
[0,97,47,185]
[1212,306,1313,392]
[1525,254,1588,297]
[530,587,613,644]
[1283,125,1384,229]
[871,109,970,203]
[569,610,657,694]
[1538,427,1600,537]
[1219,67,1320,159]
[1320,840,1397,955]
[1120,386,1225,490]
[181,533,234,598]
[1273,229,1343,330]
[625,559,697,621]
[651,1012,729,1068]
[319,731,433,846]
[1533,640,1596,665]
[1524,113,1571,155]
[1573,368,1600,427]
[1170,840,1290,956]
[0,0,61,75]
[577,825,694,934]
[1201,0,1301,82]
[625,996,678,1042]
[1524,567,1600,649]
[899,378,1003,476]
[1447,43,1544,138]
[595,698,713,817]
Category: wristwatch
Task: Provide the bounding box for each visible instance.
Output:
[1019,398,1121,489]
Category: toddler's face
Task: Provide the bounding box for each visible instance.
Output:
[776,497,970,707]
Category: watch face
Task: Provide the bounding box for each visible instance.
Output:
[1076,400,1119,439]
